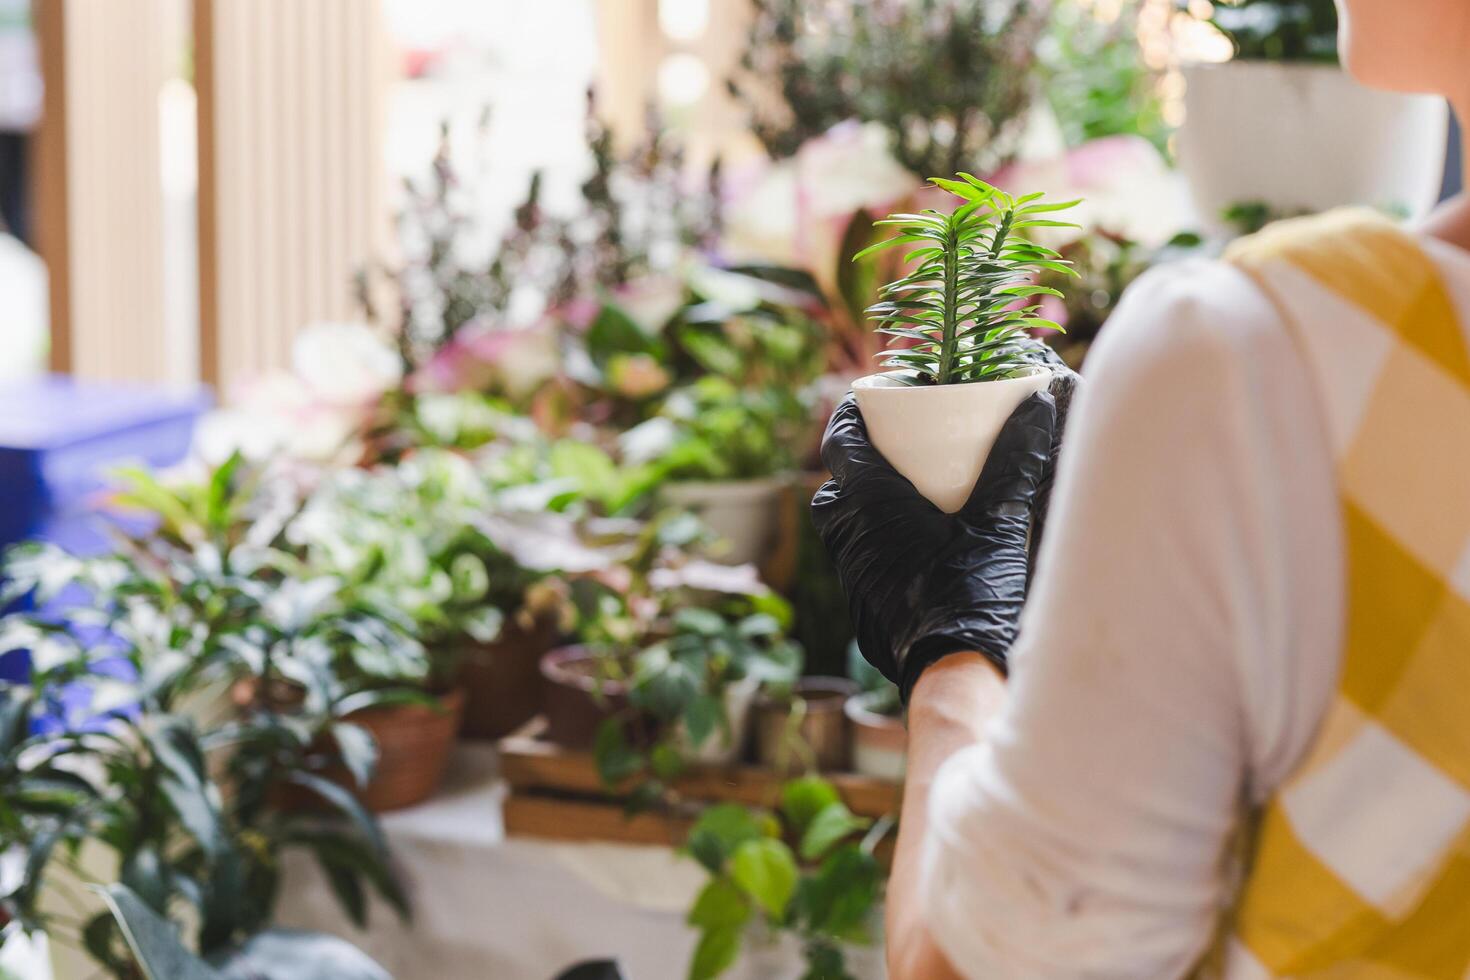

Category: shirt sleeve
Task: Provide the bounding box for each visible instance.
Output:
[919,259,1344,978]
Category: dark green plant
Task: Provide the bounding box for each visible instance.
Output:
[1192,0,1339,62]
[857,175,1080,385]
[682,777,893,980]
[0,458,419,977]
[592,606,802,799]
[730,0,1048,179]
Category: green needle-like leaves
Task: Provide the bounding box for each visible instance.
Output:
[855,173,1080,385]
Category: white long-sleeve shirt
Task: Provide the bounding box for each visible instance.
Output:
[919,241,1470,977]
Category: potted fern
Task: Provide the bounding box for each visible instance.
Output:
[848,175,1078,513]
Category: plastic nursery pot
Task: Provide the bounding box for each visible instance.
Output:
[844,690,907,782]
[347,687,465,813]
[752,677,858,775]
[456,617,559,741]
[662,475,792,567]
[539,646,636,750]
[852,368,1051,514]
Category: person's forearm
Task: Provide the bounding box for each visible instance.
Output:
[886,653,1009,980]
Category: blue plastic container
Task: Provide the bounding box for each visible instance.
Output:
[0,374,211,682]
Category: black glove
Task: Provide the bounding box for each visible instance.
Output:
[811,391,1056,702]
[1031,344,1082,562]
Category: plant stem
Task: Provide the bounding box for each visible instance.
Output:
[938,222,960,385]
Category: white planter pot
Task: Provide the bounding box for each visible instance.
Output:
[1179,61,1448,230]
[845,690,907,782]
[852,369,1052,514]
[663,476,789,566]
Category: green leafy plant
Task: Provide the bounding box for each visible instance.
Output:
[857,175,1080,385]
[1042,1,1171,154]
[288,448,536,685]
[1191,0,1339,62]
[0,456,418,977]
[730,0,1048,179]
[682,777,893,980]
[592,605,802,798]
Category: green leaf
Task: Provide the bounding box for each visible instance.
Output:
[729,838,798,918]
[799,803,870,861]
[592,719,645,786]
[684,693,723,748]
[331,722,378,790]
[686,804,765,873]
[688,878,751,930]
[94,883,223,980]
[687,923,743,980]
[780,777,841,836]
[284,771,387,858]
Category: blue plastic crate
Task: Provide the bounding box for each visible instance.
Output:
[0,374,211,682]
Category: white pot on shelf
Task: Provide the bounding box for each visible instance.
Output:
[662,475,790,566]
[1179,61,1449,230]
[852,368,1052,514]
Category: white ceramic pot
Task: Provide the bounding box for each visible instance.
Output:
[1180,61,1448,230]
[662,475,789,566]
[845,691,907,782]
[852,369,1052,514]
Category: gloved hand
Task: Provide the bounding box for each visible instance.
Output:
[811,390,1056,702]
[1031,344,1082,560]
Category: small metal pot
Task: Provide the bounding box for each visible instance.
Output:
[752,676,857,774]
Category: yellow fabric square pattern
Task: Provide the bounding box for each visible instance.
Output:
[1376,594,1470,791]
[1234,805,1386,975]
[1340,345,1470,579]
[1223,211,1470,979]
[1338,503,1443,715]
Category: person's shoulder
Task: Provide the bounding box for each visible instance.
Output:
[1083,256,1285,388]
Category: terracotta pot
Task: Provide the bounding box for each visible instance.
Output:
[753,677,856,774]
[540,647,632,750]
[845,690,906,781]
[348,688,465,812]
[456,618,558,740]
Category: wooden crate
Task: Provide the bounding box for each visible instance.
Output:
[498,718,903,850]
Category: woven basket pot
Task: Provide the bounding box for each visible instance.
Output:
[348,688,465,813]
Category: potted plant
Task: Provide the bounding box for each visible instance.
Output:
[848,175,1078,513]
[601,269,827,567]
[589,603,804,801]
[843,648,906,782]
[1177,0,1448,228]
[751,676,858,776]
[681,777,893,980]
[289,449,554,773]
[0,541,407,979]
[537,515,802,764]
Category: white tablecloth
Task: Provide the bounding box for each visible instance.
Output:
[276,745,885,980]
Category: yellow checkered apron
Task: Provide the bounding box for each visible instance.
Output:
[1211,210,1470,978]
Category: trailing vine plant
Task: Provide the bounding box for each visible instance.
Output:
[856,175,1080,386]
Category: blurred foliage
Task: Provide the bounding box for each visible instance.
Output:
[1043,1,1171,154]
[360,98,722,374]
[682,778,894,980]
[730,0,1048,179]
[1191,0,1339,62]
